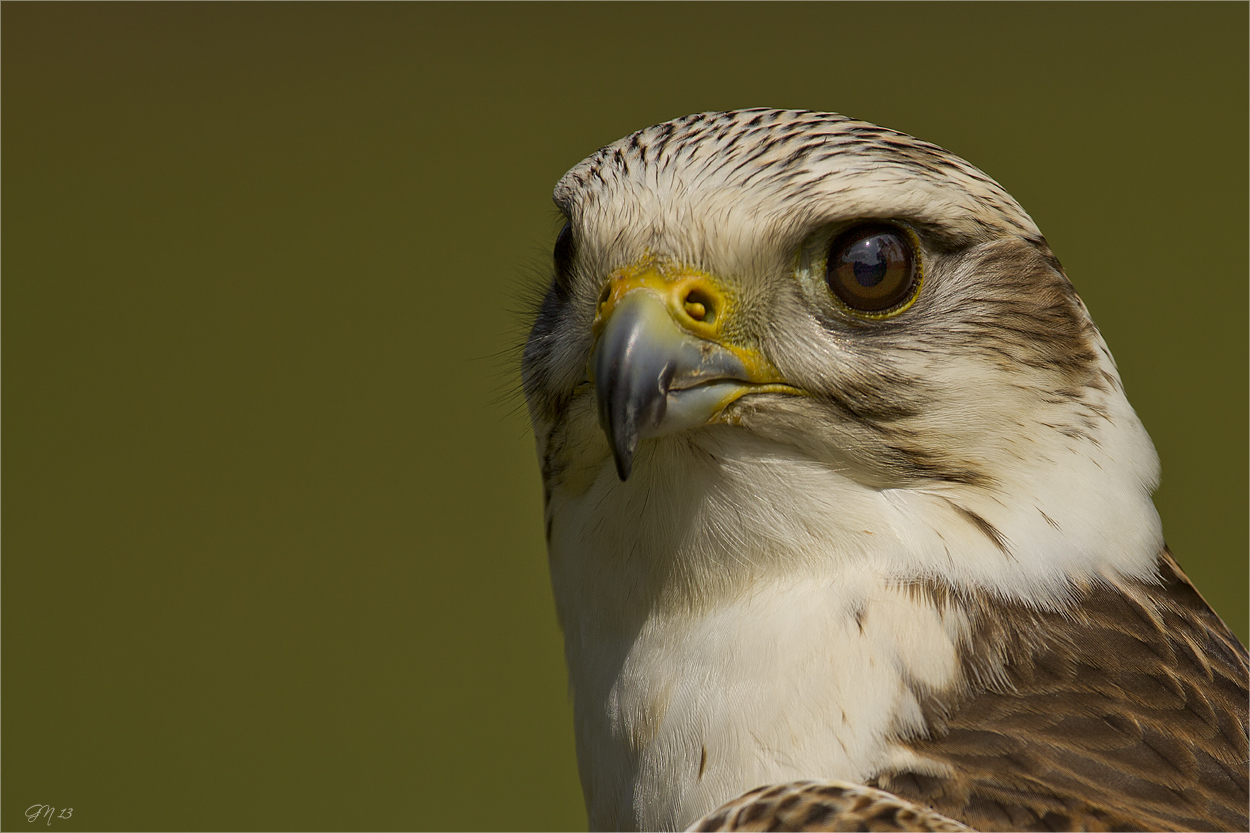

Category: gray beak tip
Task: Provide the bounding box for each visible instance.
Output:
[613,448,634,481]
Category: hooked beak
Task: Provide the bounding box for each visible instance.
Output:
[587,263,799,480]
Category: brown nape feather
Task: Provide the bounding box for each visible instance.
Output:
[872,548,1249,832]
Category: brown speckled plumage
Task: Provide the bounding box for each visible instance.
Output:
[871,549,1248,832]
[689,781,973,832]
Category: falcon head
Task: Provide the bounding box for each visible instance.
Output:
[523,109,1161,609]
[515,111,1239,833]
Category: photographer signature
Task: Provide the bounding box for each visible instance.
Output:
[25,806,72,826]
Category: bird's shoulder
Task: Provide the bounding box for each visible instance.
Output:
[694,549,1249,832]
[879,548,1248,831]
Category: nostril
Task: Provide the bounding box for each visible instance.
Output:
[598,284,611,306]
[683,288,716,323]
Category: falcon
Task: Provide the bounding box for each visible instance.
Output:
[521,109,1248,832]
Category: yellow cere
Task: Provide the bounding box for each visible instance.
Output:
[593,258,800,392]
[593,259,729,342]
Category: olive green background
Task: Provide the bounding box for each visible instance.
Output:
[4,3,1246,831]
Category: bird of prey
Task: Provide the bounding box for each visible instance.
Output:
[521,109,1248,832]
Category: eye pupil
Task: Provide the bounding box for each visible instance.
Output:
[850,243,889,288]
[825,223,919,316]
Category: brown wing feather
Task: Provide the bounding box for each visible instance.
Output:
[870,548,1249,831]
[692,550,1247,832]
[687,781,973,832]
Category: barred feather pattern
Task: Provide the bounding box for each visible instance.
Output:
[687,781,972,832]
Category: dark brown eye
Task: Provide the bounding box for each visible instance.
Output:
[825,223,921,316]
[553,222,576,295]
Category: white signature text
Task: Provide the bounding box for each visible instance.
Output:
[25,806,73,826]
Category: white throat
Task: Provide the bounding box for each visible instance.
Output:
[542,356,1162,830]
